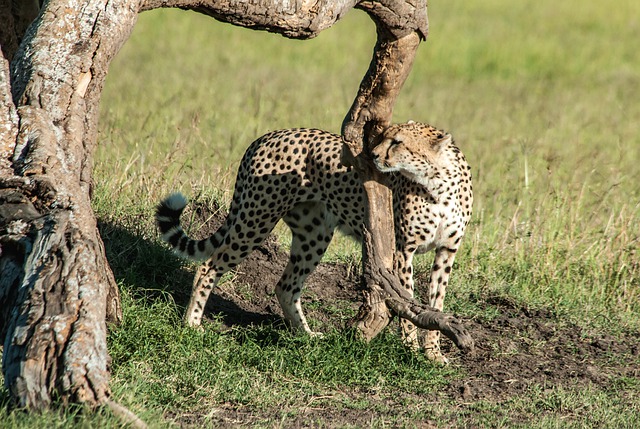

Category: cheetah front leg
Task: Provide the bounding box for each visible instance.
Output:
[423,246,458,364]
[396,252,421,351]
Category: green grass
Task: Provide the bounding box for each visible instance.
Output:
[3,0,640,427]
[108,289,452,409]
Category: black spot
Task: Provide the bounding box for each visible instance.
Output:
[157,220,176,234]
[179,236,188,252]
[168,231,182,248]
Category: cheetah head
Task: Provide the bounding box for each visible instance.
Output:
[371,122,452,187]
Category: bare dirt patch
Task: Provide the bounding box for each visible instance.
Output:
[162,201,640,427]
[444,296,639,403]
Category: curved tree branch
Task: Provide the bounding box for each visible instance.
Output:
[351,228,474,353]
[386,298,474,352]
[337,0,469,355]
[343,0,427,148]
[140,0,360,39]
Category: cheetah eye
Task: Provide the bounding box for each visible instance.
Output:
[389,138,401,146]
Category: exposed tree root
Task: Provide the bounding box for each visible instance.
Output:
[353,227,474,353]
[386,298,475,353]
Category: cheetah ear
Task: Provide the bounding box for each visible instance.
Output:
[432,133,452,152]
[406,120,415,124]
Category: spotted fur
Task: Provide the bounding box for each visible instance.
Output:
[156,122,473,362]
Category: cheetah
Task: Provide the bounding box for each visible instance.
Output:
[156,122,473,363]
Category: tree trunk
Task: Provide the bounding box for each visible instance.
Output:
[0,0,471,415]
[0,0,138,409]
[341,24,423,339]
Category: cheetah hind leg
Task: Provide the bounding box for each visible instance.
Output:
[185,261,224,330]
[184,214,281,328]
[277,203,336,337]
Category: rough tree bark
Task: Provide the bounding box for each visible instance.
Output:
[0,0,137,410]
[0,0,472,416]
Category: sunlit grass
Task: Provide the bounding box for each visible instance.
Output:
[106,288,453,413]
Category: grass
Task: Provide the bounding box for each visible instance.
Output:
[2,0,640,427]
[108,289,452,409]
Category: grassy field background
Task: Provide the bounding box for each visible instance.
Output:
[2,0,640,427]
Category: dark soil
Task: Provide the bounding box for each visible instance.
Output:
[171,200,640,427]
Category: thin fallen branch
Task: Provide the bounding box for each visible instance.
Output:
[385,299,475,353]
[106,400,148,429]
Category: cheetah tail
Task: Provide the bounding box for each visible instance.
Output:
[155,193,211,260]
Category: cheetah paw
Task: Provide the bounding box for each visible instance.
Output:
[185,318,205,332]
[425,348,449,366]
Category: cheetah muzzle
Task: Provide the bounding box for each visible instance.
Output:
[156,122,473,364]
